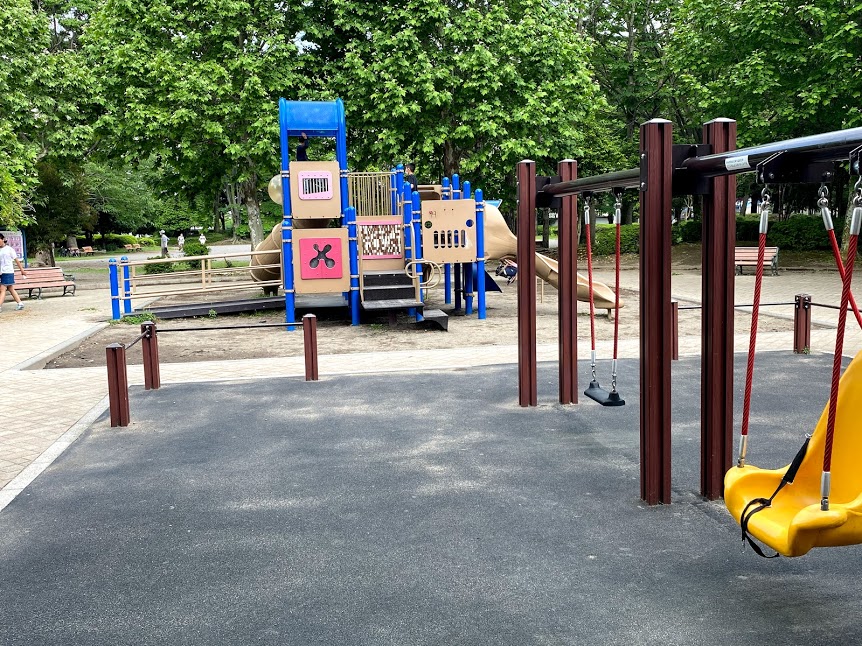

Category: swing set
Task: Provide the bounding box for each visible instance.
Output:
[516,119,862,558]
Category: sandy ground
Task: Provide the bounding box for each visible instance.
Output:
[46,269,803,369]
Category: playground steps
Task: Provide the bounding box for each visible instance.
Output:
[421,309,449,331]
[361,269,419,310]
[140,295,347,319]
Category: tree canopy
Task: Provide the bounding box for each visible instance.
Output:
[4,0,862,245]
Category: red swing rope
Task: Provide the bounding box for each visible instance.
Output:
[819,186,862,330]
[820,189,862,510]
[584,195,598,380]
[738,189,771,467]
[611,193,623,392]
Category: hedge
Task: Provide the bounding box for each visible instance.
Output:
[593,223,639,255]
[182,240,209,269]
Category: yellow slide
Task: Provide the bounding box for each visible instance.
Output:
[483,203,622,310]
[725,349,862,557]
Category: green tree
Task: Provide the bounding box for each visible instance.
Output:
[83,0,305,248]
[305,0,622,207]
[0,0,49,227]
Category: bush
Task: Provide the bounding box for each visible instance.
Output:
[95,233,139,248]
[593,223,639,255]
[233,224,250,239]
[673,219,702,244]
[736,216,760,243]
[182,240,209,269]
[768,215,832,251]
[142,256,176,274]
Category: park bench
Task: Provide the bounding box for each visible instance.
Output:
[9,266,76,299]
[80,246,95,255]
[735,246,779,276]
[123,243,142,252]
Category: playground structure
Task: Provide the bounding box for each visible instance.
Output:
[516,119,862,556]
[250,98,622,328]
[108,98,622,323]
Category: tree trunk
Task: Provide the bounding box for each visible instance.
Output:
[226,181,242,232]
[212,192,222,233]
[623,201,634,225]
[241,177,264,249]
[442,140,459,179]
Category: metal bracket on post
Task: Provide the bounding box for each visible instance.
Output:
[850,146,862,177]
[535,176,562,209]
[756,151,836,185]
[671,144,712,196]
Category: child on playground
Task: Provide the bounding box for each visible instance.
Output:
[404,163,418,192]
[0,233,27,312]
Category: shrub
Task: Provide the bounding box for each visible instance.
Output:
[233,224,250,239]
[768,215,832,251]
[736,216,760,243]
[95,233,140,248]
[674,219,702,244]
[182,240,209,269]
[593,223,639,255]
[142,256,176,274]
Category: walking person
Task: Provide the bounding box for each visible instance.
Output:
[0,233,27,312]
[160,230,169,258]
[177,233,185,250]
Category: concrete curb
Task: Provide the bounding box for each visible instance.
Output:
[0,395,109,513]
[9,322,110,372]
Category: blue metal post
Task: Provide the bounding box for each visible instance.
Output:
[442,177,451,200]
[21,230,28,268]
[463,181,471,200]
[346,206,361,325]
[403,187,416,319]
[411,191,424,322]
[109,258,120,320]
[464,260,474,315]
[279,98,296,331]
[394,164,404,217]
[444,265,452,304]
[454,263,462,310]
[336,98,349,214]
[452,174,461,200]
[121,256,132,315]
[476,189,486,319]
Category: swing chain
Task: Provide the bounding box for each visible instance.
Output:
[758,187,772,235]
[583,193,591,225]
[610,359,618,393]
[613,192,622,225]
[818,184,834,231]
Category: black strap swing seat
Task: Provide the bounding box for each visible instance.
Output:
[582,192,625,407]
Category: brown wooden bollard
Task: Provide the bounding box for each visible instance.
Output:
[106,343,130,427]
[141,321,161,390]
[302,313,319,381]
[794,294,812,354]
[671,300,679,361]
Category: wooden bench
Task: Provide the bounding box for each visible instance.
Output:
[123,243,142,252]
[9,267,76,299]
[81,246,95,255]
[735,246,779,276]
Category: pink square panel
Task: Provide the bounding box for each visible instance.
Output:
[299,237,344,280]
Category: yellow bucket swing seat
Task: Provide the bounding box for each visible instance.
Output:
[725,349,862,557]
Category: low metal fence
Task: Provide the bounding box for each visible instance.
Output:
[106,315,319,427]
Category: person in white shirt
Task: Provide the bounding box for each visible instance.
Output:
[177,233,185,250]
[198,232,207,245]
[160,231,169,257]
[0,233,27,312]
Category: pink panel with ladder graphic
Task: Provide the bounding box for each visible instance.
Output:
[298,237,344,280]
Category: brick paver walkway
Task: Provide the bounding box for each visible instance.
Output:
[3,268,861,509]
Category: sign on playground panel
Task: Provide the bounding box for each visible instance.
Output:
[289,161,342,220]
[291,228,350,294]
[420,200,478,264]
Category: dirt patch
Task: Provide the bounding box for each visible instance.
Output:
[46,270,804,369]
